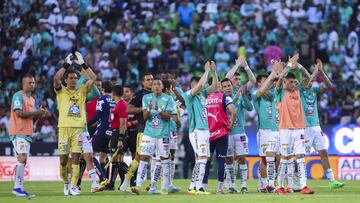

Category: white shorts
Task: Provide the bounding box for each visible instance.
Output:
[267,131,280,153]
[139,135,170,158]
[257,129,271,157]
[169,131,178,150]
[279,129,305,156]
[79,132,93,154]
[189,129,210,157]
[12,137,31,157]
[227,133,248,157]
[304,126,326,153]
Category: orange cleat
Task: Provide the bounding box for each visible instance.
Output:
[300,186,315,194]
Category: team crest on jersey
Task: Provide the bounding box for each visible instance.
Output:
[68,103,81,117]
[151,114,162,129]
[201,108,207,119]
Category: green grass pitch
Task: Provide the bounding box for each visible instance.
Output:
[0,180,359,203]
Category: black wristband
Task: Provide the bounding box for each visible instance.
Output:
[81,63,89,70]
[63,62,70,69]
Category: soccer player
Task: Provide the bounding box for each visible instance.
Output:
[206,78,237,194]
[120,73,153,193]
[164,80,182,193]
[87,81,114,184]
[108,85,129,190]
[9,73,47,197]
[274,54,314,195]
[54,53,103,196]
[299,59,344,190]
[254,62,283,193]
[182,61,218,195]
[133,78,176,195]
[225,56,256,193]
[76,70,107,190]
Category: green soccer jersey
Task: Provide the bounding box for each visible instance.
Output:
[183,88,208,133]
[230,94,253,135]
[300,87,320,127]
[76,75,101,132]
[143,93,175,138]
[251,89,274,130]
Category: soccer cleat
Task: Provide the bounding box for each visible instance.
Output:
[64,183,70,196]
[287,187,294,193]
[329,180,345,190]
[146,184,151,192]
[105,185,114,191]
[216,189,225,195]
[91,183,105,193]
[100,179,109,186]
[186,189,197,195]
[276,187,288,195]
[240,187,248,194]
[130,186,140,195]
[22,191,35,198]
[266,186,276,193]
[300,186,315,194]
[69,186,80,196]
[168,185,182,193]
[12,188,27,197]
[229,187,238,194]
[160,188,168,195]
[258,186,267,193]
[148,189,161,195]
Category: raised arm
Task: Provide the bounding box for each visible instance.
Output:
[206,61,219,95]
[54,54,73,90]
[225,55,242,79]
[74,51,96,91]
[317,59,333,89]
[191,61,210,96]
[257,61,282,97]
[170,79,186,107]
[241,94,253,111]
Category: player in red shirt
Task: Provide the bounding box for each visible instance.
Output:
[107,85,128,190]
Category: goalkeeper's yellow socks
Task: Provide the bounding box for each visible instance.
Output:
[71,164,80,186]
[125,159,139,181]
[60,164,69,183]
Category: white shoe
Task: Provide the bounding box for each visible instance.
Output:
[91,183,105,193]
[69,186,80,196]
[64,183,70,196]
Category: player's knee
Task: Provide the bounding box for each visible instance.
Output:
[17,155,27,164]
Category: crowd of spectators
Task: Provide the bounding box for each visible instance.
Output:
[1,0,360,144]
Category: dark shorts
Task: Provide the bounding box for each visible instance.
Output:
[210,134,229,158]
[92,130,111,153]
[122,128,138,154]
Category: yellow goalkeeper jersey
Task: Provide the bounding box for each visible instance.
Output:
[55,85,89,128]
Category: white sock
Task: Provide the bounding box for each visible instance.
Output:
[296,158,307,189]
[239,164,248,188]
[150,162,162,190]
[88,168,97,185]
[120,179,130,190]
[161,159,171,191]
[278,159,287,188]
[189,162,199,190]
[170,159,175,186]
[225,164,235,188]
[266,157,276,187]
[294,161,301,188]
[326,168,335,181]
[287,160,295,188]
[233,162,238,186]
[150,158,157,181]
[14,162,24,189]
[196,159,207,190]
[217,181,224,191]
[136,161,148,187]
